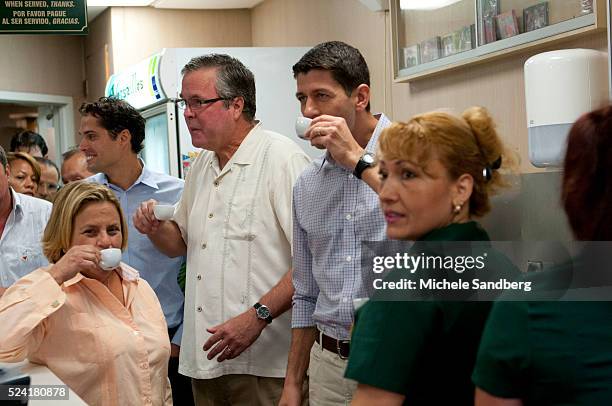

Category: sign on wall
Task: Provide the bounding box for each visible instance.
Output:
[0,0,87,34]
[105,53,166,110]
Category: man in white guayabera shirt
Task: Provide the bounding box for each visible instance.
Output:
[133,54,311,406]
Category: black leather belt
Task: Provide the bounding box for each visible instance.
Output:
[315,331,350,359]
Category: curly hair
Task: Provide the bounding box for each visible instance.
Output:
[79,97,145,154]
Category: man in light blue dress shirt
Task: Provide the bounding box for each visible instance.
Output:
[78,97,193,406]
[281,42,390,406]
[0,146,52,297]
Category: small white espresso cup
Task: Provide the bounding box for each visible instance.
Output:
[153,204,174,221]
[100,248,122,271]
[295,117,312,139]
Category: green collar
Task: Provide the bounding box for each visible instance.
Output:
[420,221,489,242]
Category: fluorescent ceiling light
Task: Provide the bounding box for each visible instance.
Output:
[400,0,462,10]
[87,0,153,6]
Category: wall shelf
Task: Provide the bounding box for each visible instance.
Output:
[391,0,606,82]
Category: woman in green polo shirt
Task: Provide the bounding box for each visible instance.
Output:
[345,107,514,405]
[473,105,612,405]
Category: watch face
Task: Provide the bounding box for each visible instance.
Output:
[257,306,271,319]
[363,153,375,164]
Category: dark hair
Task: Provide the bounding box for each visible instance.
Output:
[10,130,48,157]
[0,145,7,168]
[181,54,256,122]
[35,157,60,180]
[562,105,612,240]
[292,41,371,112]
[79,97,145,154]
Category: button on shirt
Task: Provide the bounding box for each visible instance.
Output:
[292,114,391,340]
[0,265,172,406]
[0,189,51,287]
[173,123,311,379]
[88,163,185,344]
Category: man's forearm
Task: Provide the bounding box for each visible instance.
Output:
[258,269,294,318]
[360,165,381,194]
[149,220,187,258]
[285,327,317,385]
[338,146,380,194]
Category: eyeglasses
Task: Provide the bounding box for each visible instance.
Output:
[176,97,227,111]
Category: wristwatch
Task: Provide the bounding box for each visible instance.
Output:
[253,302,272,324]
[353,151,376,179]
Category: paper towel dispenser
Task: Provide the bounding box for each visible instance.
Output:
[524,49,609,168]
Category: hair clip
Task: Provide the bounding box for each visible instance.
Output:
[482,167,492,181]
[483,156,502,181]
[491,156,502,170]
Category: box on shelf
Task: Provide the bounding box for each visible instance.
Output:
[496,9,520,39]
[420,36,442,63]
[524,2,549,32]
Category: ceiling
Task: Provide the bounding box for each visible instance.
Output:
[87,0,264,22]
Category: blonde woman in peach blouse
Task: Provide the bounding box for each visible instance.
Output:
[0,181,172,406]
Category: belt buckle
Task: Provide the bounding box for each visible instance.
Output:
[336,339,349,360]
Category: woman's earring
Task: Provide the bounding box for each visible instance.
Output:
[453,204,462,214]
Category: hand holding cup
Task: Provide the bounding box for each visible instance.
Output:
[47,245,103,285]
[133,199,162,235]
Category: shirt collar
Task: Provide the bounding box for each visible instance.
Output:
[92,159,159,191]
[366,113,388,153]
[10,188,23,217]
[63,273,84,287]
[63,262,140,287]
[136,160,160,190]
[420,221,490,242]
[225,121,262,166]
